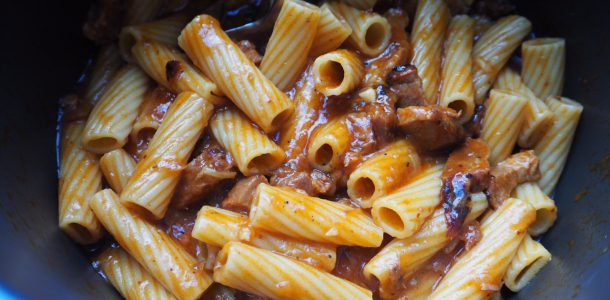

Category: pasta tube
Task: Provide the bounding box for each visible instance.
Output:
[410,0,450,104]
[260,0,320,91]
[521,38,566,100]
[306,117,350,172]
[100,149,136,193]
[480,89,528,165]
[179,14,294,133]
[82,65,151,154]
[440,15,475,123]
[121,92,213,219]
[312,49,364,96]
[193,206,336,271]
[209,108,285,176]
[328,2,391,57]
[365,193,488,299]
[119,14,190,61]
[91,190,213,300]
[473,15,531,103]
[503,234,552,292]
[250,184,383,247]
[84,44,123,108]
[429,198,535,299]
[370,163,442,238]
[347,140,421,208]
[495,68,555,148]
[98,247,177,300]
[513,182,557,236]
[214,242,372,300]
[535,96,583,194]
[309,3,352,57]
[59,122,103,244]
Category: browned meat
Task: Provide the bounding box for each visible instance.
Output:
[172,137,236,209]
[488,150,541,208]
[59,94,90,122]
[343,112,377,174]
[397,105,466,151]
[364,43,409,87]
[237,40,263,66]
[222,175,268,214]
[442,139,491,234]
[310,169,336,196]
[464,103,486,138]
[83,0,123,43]
[332,246,382,292]
[473,0,515,19]
[388,65,426,107]
[270,167,336,197]
[362,86,398,146]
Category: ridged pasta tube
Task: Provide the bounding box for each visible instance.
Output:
[312,49,364,96]
[513,182,557,236]
[100,149,136,193]
[503,234,552,292]
[119,14,190,61]
[179,14,294,133]
[250,184,383,247]
[521,38,566,100]
[306,117,350,172]
[309,3,352,57]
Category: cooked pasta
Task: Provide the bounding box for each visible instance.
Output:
[59,122,103,244]
[535,96,583,194]
[100,149,136,193]
[119,14,190,62]
[250,183,383,247]
[259,0,320,91]
[306,117,350,172]
[91,189,213,300]
[503,234,552,292]
[521,38,566,100]
[214,242,372,300]
[472,15,532,103]
[84,45,123,109]
[121,92,213,219]
[178,14,294,133]
[312,49,364,96]
[309,3,353,57]
[410,0,450,104]
[440,15,475,123]
[513,182,558,236]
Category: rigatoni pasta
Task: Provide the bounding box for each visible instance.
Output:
[312,49,364,96]
[521,38,566,100]
[513,182,558,236]
[119,14,190,61]
[306,117,350,172]
[309,3,352,57]
[503,234,552,292]
[100,149,136,193]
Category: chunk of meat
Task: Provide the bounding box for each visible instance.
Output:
[60,94,90,122]
[222,175,268,214]
[464,103,486,138]
[343,112,377,174]
[237,40,262,66]
[270,167,336,197]
[487,150,541,208]
[364,42,409,87]
[397,105,466,151]
[442,139,491,234]
[172,138,236,209]
[388,65,426,107]
[82,0,123,43]
[361,86,398,146]
[310,169,336,196]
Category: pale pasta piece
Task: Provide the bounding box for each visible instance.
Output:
[120,14,191,62]
[503,234,552,292]
[123,0,163,26]
[495,68,555,148]
[306,117,350,172]
[472,15,532,103]
[328,2,391,57]
[440,15,475,123]
[521,38,566,100]
[90,190,213,300]
[429,198,535,300]
[312,49,364,96]
[214,242,372,300]
[250,183,383,247]
[480,89,528,165]
[370,163,442,238]
[309,3,352,57]
[131,39,224,104]
[535,96,583,194]
[341,0,378,10]
[397,266,443,300]
[84,44,123,107]
[209,108,286,176]
[365,193,488,299]
[410,0,450,104]
[513,182,558,236]
[98,247,177,300]
[121,92,213,219]
[193,206,337,271]
[100,149,136,193]
[260,0,320,91]
[82,65,151,154]
[179,15,294,133]
[347,140,421,208]
[58,122,103,244]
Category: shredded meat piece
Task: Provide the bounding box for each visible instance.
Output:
[388,65,426,107]
[397,105,466,151]
[310,169,336,196]
[83,0,123,43]
[343,112,377,174]
[364,43,409,87]
[442,139,491,234]
[270,167,336,197]
[458,221,482,251]
[472,0,515,19]
[222,175,268,214]
[464,103,486,138]
[359,86,398,145]
[488,150,541,208]
[237,40,262,66]
[172,137,236,209]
